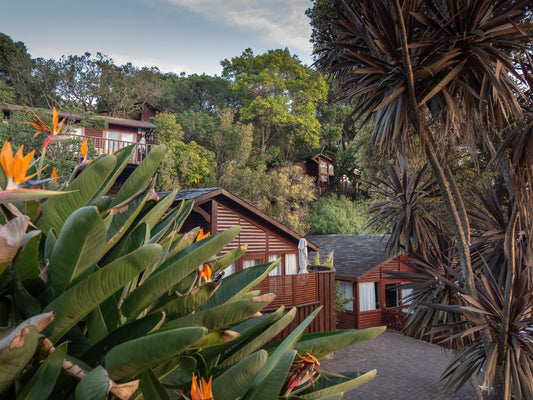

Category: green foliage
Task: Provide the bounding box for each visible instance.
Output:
[0,109,85,177]
[152,112,215,190]
[334,281,354,317]
[221,163,316,234]
[0,139,383,399]
[310,194,371,234]
[222,48,327,159]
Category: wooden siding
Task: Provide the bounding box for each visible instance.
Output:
[255,273,318,309]
[358,310,383,329]
[264,269,336,340]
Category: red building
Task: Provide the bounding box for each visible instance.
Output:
[306,234,415,330]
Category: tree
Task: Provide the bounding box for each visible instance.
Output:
[221,48,327,160]
[309,194,371,234]
[309,0,532,397]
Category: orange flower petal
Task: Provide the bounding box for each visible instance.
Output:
[190,374,203,400]
[52,107,59,130]
[81,138,88,159]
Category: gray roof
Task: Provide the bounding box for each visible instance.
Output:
[173,188,220,201]
[305,234,390,278]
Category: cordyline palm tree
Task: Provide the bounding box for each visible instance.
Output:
[309,0,532,397]
[366,162,439,256]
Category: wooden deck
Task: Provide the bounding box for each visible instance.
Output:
[253,269,336,336]
[75,136,154,165]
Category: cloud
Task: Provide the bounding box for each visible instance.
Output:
[166,0,312,53]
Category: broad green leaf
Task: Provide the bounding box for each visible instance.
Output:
[44,244,162,343]
[137,190,177,233]
[164,294,274,331]
[158,357,197,388]
[139,369,170,400]
[0,327,39,394]
[201,260,277,310]
[295,327,386,360]
[218,307,295,368]
[16,342,67,400]
[105,326,206,381]
[122,227,240,319]
[37,155,117,233]
[48,207,107,295]
[149,201,194,247]
[15,231,41,282]
[82,312,165,367]
[299,370,377,399]
[246,307,321,398]
[212,350,268,400]
[111,144,166,206]
[13,270,41,318]
[105,179,156,252]
[210,245,248,273]
[0,189,68,205]
[75,366,110,400]
[251,350,296,400]
[158,281,220,319]
[89,145,135,204]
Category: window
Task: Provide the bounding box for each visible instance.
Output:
[401,288,414,306]
[268,254,282,276]
[328,163,334,176]
[385,284,399,308]
[285,254,298,275]
[243,258,262,269]
[223,263,235,277]
[359,282,379,312]
[105,131,136,153]
[338,281,354,311]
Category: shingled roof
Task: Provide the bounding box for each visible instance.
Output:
[305,234,390,278]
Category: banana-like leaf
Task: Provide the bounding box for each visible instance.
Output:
[111,144,165,207]
[164,294,275,331]
[218,307,295,368]
[89,145,135,204]
[139,369,170,400]
[44,244,162,343]
[294,326,386,361]
[158,356,197,388]
[136,190,178,233]
[298,370,377,399]
[104,326,206,381]
[210,245,248,274]
[37,155,117,233]
[75,366,109,400]
[82,311,165,367]
[0,189,69,205]
[200,260,277,310]
[212,350,268,400]
[251,349,296,400]
[158,281,221,319]
[15,231,41,282]
[0,326,39,394]
[16,342,67,400]
[290,394,344,400]
[48,207,107,295]
[105,179,156,253]
[149,201,194,248]
[246,307,321,398]
[121,227,240,319]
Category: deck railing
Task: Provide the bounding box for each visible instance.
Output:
[72,136,153,165]
[253,273,319,309]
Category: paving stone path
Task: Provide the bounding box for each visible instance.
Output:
[323,330,478,400]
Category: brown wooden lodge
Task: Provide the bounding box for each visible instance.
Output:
[172,188,337,335]
[2,104,156,168]
[306,234,415,330]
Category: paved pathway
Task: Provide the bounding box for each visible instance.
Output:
[323,330,477,400]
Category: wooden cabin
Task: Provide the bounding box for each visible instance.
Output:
[306,234,415,330]
[2,105,156,166]
[292,153,335,196]
[172,188,336,334]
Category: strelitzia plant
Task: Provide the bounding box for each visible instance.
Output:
[0,136,384,399]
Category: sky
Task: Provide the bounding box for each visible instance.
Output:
[0,0,315,76]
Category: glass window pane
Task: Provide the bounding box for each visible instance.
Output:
[243,259,261,269]
[122,133,135,143]
[285,254,297,275]
[268,254,281,276]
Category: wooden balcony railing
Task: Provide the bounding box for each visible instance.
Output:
[383,307,407,331]
[253,273,319,309]
[73,136,154,165]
